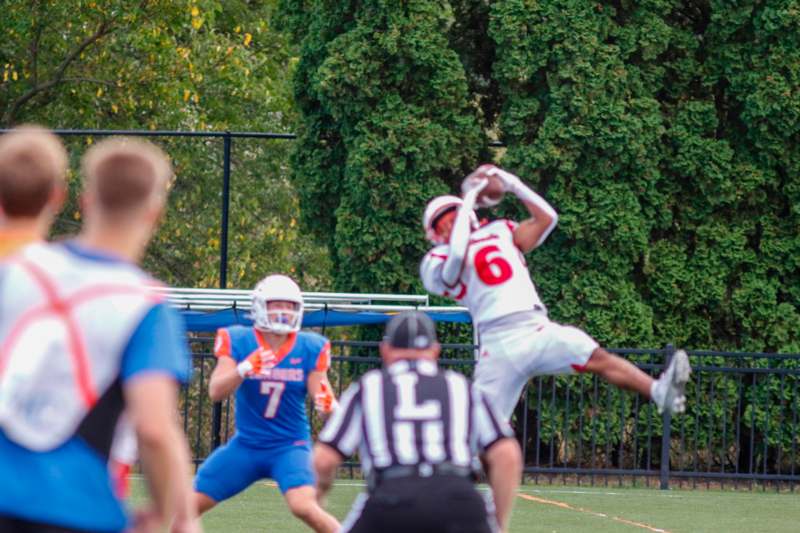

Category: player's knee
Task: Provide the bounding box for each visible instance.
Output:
[289,500,316,521]
[586,347,612,373]
[286,491,317,520]
[195,492,218,515]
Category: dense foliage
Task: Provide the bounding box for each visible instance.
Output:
[280,0,483,293]
[285,0,799,353]
[1,0,330,289]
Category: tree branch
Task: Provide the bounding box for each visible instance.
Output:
[3,18,114,125]
[30,0,45,87]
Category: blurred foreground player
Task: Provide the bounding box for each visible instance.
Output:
[186,274,340,533]
[0,126,138,503]
[0,125,67,257]
[0,138,199,532]
[314,311,523,533]
[420,165,692,421]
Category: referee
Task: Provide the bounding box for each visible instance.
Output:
[313,311,522,533]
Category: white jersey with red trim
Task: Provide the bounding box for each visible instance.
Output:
[0,242,161,451]
[420,219,547,328]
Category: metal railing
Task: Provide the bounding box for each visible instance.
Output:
[180,337,800,490]
[157,287,433,312]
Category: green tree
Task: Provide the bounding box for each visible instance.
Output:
[281,0,484,294]
[487,0,799,471]
[489,0,799,352]
[491,0,675,348]
[1,0,330,290]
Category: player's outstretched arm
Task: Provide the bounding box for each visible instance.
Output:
[485,167,558,253]
[308,371,338,416]
[483,437,522,533]
[441,178,487,287]
[126,375,200,533]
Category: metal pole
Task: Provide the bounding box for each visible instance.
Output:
[219,132,232,290]
[660,344,674,490]
[211,133,232,451]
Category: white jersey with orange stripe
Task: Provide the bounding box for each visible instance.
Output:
[420,219,547,329]
[0,242,161,451]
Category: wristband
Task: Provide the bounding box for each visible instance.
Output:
[486,167,523,192]
[236,360,253,378]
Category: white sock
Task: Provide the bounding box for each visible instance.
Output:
[650,379,663,406]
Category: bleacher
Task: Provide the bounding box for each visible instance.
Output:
[154,287,472,331]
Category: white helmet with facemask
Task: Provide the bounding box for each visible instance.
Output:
[251,274,304,334]
[423,195,479,244]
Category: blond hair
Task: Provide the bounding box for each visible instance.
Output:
[0,125,67,217]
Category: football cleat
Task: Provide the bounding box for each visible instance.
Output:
[653,349,692,415]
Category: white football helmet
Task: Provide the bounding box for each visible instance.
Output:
[251,274,304,334]
[423,195,479,244]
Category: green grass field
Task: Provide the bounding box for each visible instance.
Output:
[131,478,800,532]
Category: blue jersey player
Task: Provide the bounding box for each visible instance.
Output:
[188,274,340,533]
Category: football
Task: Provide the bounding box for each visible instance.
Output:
[478,174,505,207]
[462,164,505,208]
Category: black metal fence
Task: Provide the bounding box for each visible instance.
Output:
[181,336,800,490]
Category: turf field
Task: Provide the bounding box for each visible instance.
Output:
[130,478,800,532]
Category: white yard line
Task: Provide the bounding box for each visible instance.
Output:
[516,493,671,533]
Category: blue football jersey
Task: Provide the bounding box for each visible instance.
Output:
[214,326,330,447]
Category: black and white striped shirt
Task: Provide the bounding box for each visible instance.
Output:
[319,359,513,474]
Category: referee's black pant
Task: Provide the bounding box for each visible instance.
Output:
[343,475,495,533]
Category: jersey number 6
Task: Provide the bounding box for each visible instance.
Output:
[474,244,512,285]
[260,381,285,418]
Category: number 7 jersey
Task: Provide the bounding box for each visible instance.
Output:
[214,326,330,447]
[420,219,546,328]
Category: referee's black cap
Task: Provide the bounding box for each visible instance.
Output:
[383,311,438,349]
